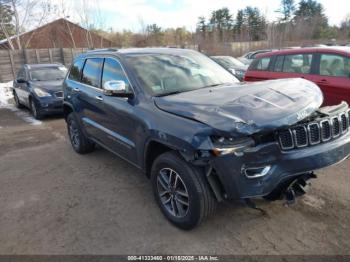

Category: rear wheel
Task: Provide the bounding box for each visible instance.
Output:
[13,91,23,109]
[30,99,43,120]
[67,113,95,154]
[151,151,216,230]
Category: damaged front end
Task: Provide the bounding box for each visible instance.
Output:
[189,102,350,203]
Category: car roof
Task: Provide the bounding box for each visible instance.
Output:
[81,47,198,57]
[256,46,350,58]
[24,63,63,70]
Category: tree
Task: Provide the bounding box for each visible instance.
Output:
[276,0,295,22]
[209,7,233,41]
[0,2,15,49]
[146,24,164,46]
[244,6,267,41]
[233,9,245,39]
[294,0,328,39]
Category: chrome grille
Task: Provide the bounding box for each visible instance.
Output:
[308,123,320,145]
[332,116,340,137]
[278,111,349,151]
[320,119,331,141]
[340,113,348,133]
[293,126,308,147]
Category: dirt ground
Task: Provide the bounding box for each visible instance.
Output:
[0,106,350,255]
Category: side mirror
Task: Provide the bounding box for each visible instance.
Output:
[16,78,27,84]
[103,80,133,98]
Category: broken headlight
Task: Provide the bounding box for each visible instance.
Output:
[211,136,255,156]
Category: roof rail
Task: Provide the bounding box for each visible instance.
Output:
[86,48,118,53]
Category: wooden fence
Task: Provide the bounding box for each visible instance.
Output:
[0,48,90,82]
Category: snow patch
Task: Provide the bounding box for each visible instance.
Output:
[0,81,42,125]
[0,81,14,109]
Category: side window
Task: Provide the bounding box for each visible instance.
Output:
[282,54,312,74]
[81,58,104,88]
[68,59,85,81]
[102,58,130,91]
[273,55,284,72]
[319,54,350,77]
[256,57,271,70]
[17,68,26,80]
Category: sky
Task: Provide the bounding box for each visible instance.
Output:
[63,0,350,32]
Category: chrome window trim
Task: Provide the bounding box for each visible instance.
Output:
[293,125,308,148]
[69,55,136,96]
[307,122,320,145]
[320,119,332,142]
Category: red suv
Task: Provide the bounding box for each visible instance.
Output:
[244,47,350,106]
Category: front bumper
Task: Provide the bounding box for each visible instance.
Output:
[36,97,63,115]
[211,131,350,200]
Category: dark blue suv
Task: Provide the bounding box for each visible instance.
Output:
[13,64,67,119]
[63,48,350,229]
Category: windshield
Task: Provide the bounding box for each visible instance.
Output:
[125,51,238,96]
[30,67,67,81]
[213,56,245,68]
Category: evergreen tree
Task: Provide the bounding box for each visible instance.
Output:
[0,2,15,40]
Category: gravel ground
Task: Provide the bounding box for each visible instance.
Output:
[0,107,350,255]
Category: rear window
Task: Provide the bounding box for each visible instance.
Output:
[249,57,271,71]
[81,58,104,88]
[319,53,350,77]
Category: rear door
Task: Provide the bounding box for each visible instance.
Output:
[307,53,350,106]
[76,58,107,141]
[269,53,314,81]
[244,56,272,81]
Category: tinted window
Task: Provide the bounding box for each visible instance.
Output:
[319,54,350,77]
[274,55,284,72]
[68,59,85,81]
[250,57,271,71]
[81,58,104,88]
[282,54,312,74]
[102,58,130,90]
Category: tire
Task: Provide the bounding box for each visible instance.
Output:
[151,151,216,230]
[67,112,95,154]
[30,99,43,120]
[13,91,23,109]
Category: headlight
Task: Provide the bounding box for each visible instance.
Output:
[211,136,255,156]
[33,87,51,97]
[235,70,245,76]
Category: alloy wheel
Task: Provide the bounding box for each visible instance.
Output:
[157,168,189,218]
[69,121,80,148]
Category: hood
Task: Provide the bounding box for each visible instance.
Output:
[232,65,248,71]
[30,80,63,92]
[154,78,323,136]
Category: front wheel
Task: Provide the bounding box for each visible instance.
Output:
[67,113,95,154]
[30,99,42,120]
[151,151,216,230]
[13,91,23,108]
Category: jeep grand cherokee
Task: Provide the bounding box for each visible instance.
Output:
[63,48,350,229]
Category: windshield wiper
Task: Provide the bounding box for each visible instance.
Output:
[154,91,183,97]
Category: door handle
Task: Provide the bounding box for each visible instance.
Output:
[95,95,103,101]
[73,87,80,92]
